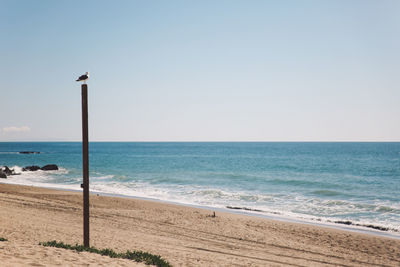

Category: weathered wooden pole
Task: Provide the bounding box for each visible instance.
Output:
[81,83,90,247]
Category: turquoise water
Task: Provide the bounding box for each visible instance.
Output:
[1,142,400,233]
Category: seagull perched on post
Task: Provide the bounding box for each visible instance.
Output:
[76,72,89,83]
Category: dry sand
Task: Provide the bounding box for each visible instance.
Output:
[0,183,399,266]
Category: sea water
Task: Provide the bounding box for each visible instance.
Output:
[1,142,399,234]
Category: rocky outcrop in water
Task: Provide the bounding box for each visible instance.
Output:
[21,164,59,171]
[2,166,13,176]
[41,164,58,171]
[0,166,21,178]
[22,166,41,171]
[0,164,60,178]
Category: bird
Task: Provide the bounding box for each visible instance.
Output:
[76,72,89,83]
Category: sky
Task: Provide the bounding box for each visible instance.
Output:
[1,0,399,141]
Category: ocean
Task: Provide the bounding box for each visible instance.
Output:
[1,142,399,235]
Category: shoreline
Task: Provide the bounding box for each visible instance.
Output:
[1,183,400,266]
[89,190,400,240]
[2,180,399,240]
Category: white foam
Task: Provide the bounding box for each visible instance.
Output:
[11,165,23,174]
[2,169,400,236]
[92,175,114,181]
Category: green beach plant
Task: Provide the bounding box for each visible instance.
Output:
[0,237,7,241]
[39,240,172,267]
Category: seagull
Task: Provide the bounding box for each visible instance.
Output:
[76,72,89,83]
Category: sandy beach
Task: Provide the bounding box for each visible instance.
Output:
[0,183,399,266]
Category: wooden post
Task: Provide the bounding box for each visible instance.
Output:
[81,84,90,247]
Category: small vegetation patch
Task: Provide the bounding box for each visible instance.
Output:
[39,240,172,267]
[0,237,7,242]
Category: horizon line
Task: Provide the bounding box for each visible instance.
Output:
[1,140,400,143]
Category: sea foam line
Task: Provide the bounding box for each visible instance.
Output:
[2,168,400,237]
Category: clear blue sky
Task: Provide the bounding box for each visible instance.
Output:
[1,0,399,141]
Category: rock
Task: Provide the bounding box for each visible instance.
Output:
[1,166,20,176]
[23,165,41,171]
[2,166,12,176]
[41,164,58,171]
[0,170,6,178]
[19,151,40,154]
